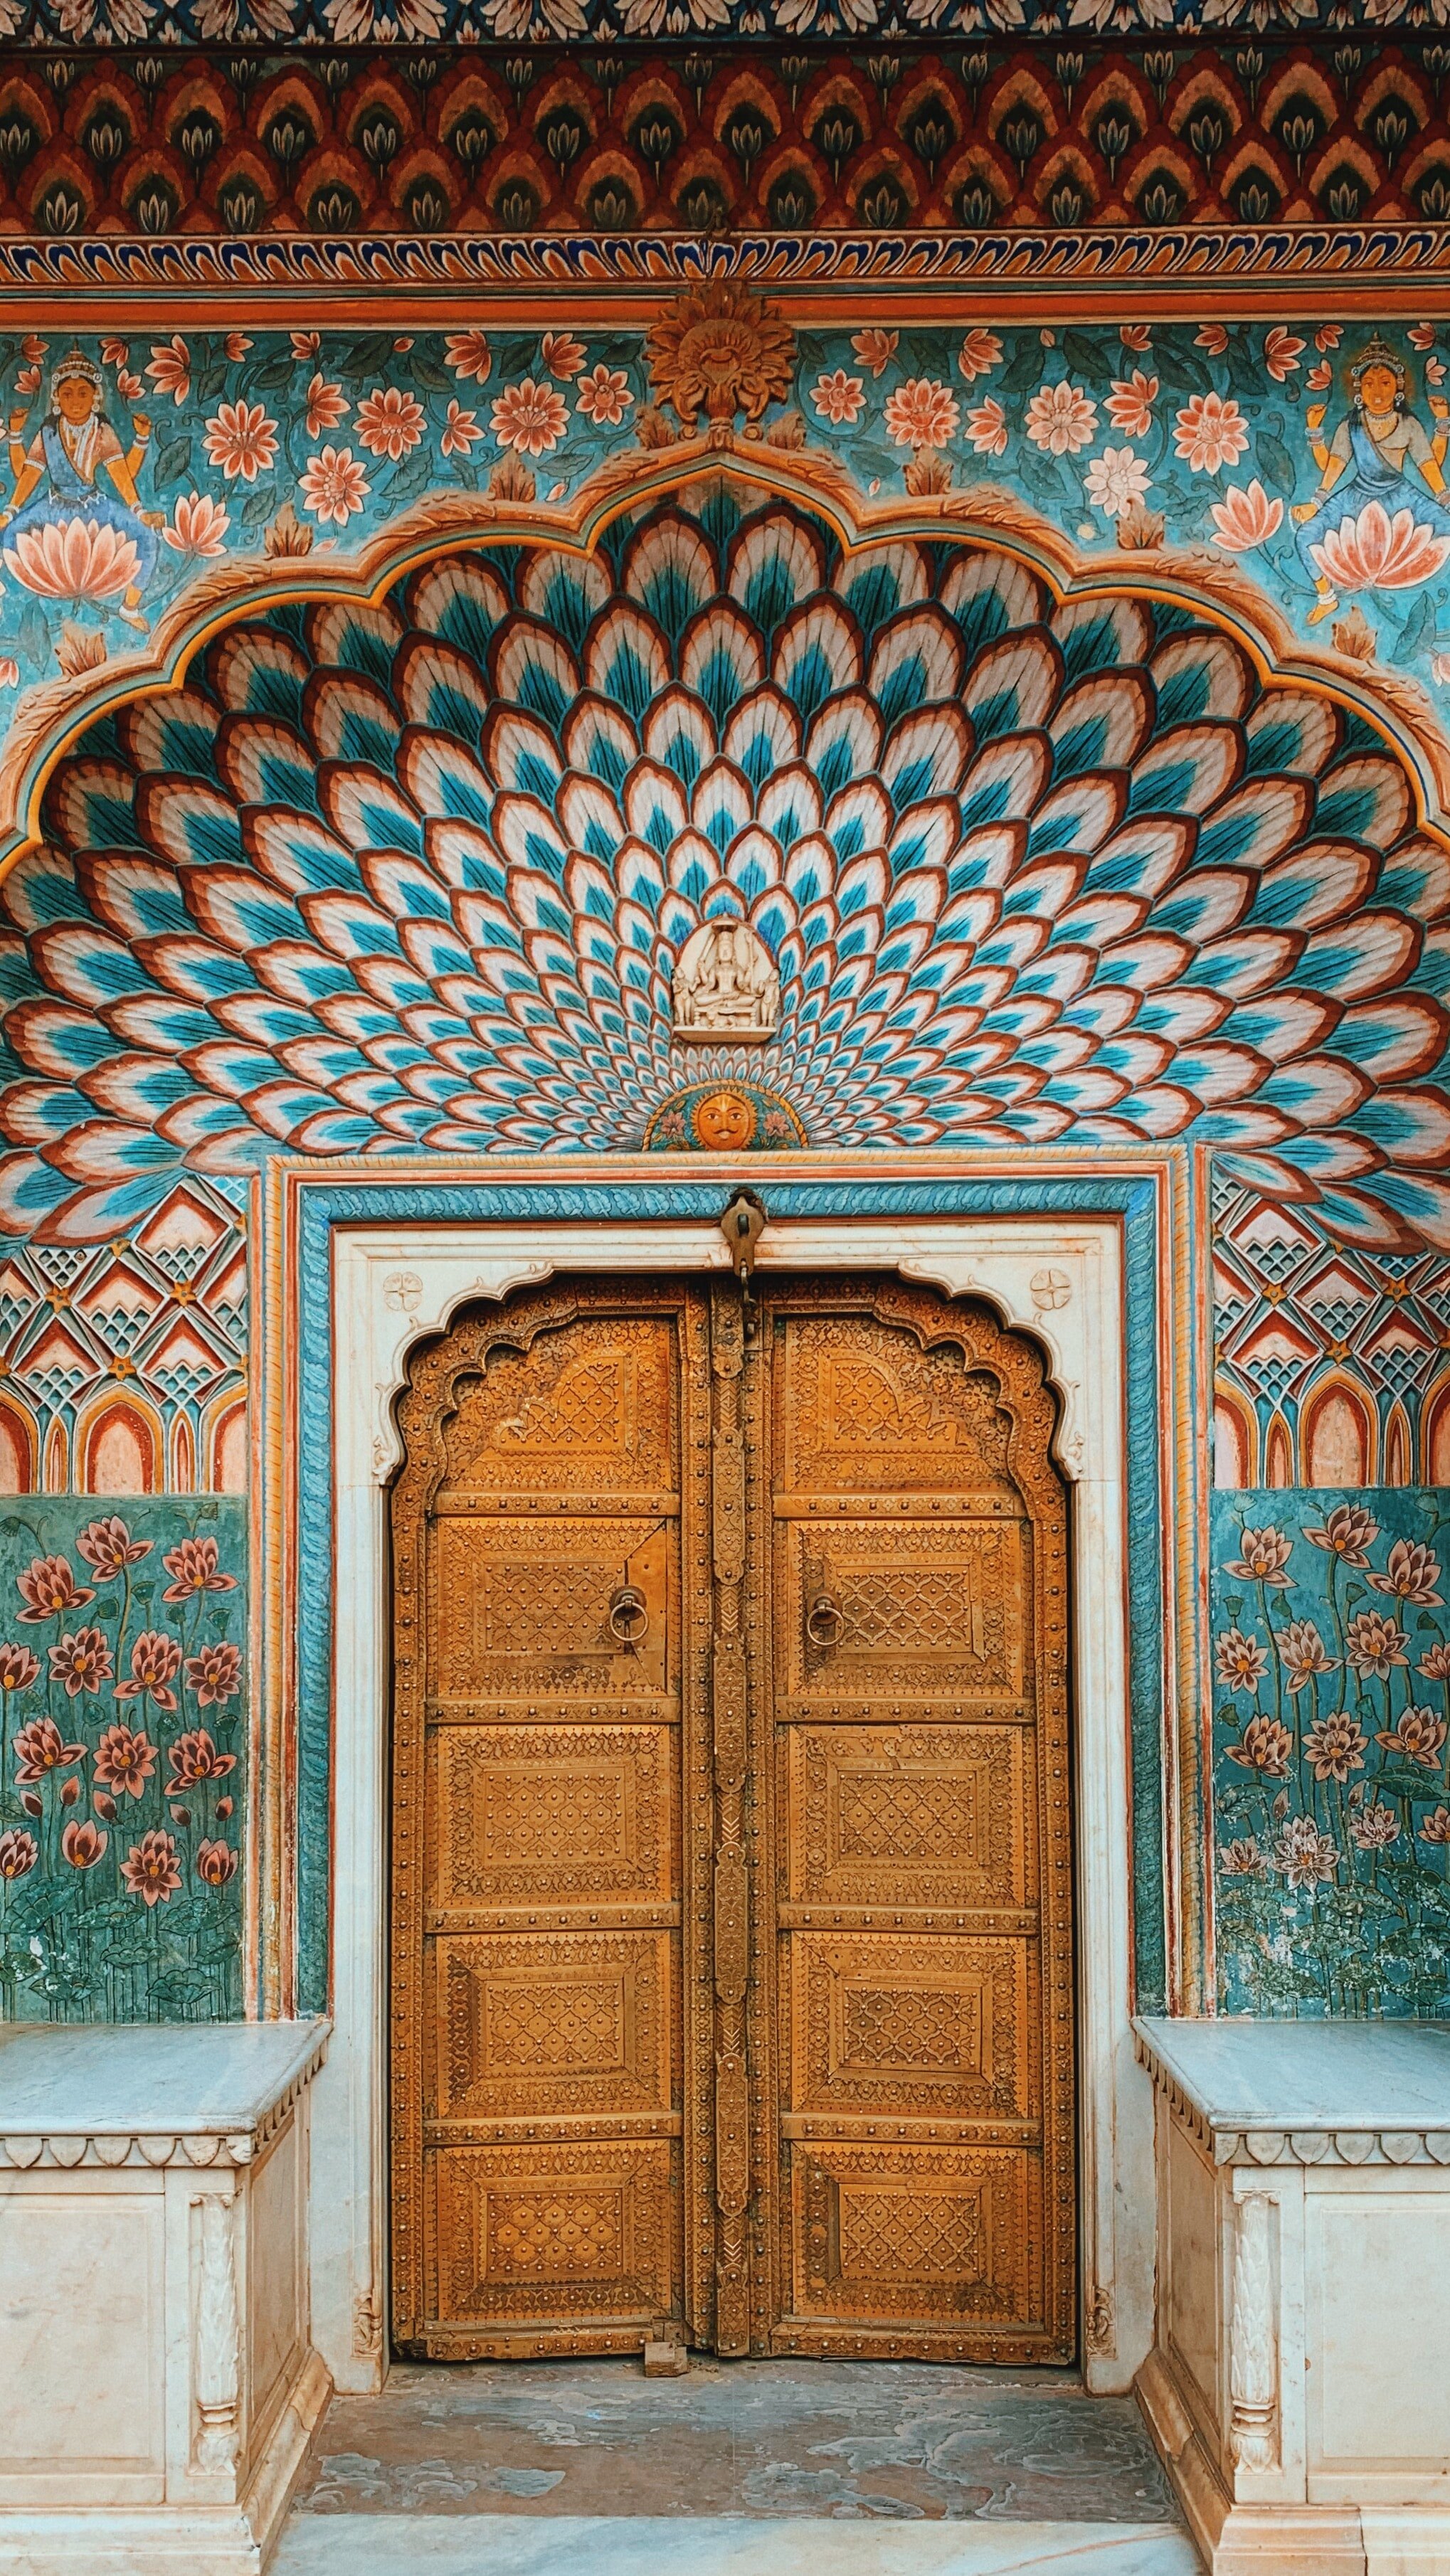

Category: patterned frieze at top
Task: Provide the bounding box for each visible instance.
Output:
[4,1,1449,39]
[6,37,1450,238]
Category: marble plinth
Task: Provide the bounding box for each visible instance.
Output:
[0,2020,332,2574]
[1134,2018,1450,2576]
[275,2516,1201,2574]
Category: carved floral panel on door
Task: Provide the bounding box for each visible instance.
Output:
[0,1493,246,2019]
[1212,1485,1450,2015]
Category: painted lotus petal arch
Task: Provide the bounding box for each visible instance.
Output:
[0,477,1445,1253]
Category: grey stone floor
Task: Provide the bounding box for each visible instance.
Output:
[275,2356,1201,2574]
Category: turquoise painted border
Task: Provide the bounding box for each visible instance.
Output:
[292,1172,1169,2016]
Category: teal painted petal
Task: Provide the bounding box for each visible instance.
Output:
[521,545,612,650]
[941,548,1047,656]
[396,635,490,750]
[1313,753,1412,849]
[406,554,509,664]
[1150,630,1253,728]
[729,511,826,630]
[1127,719,1241,818]
[586,604,671,723]
[773,598,862,716]
[963,630,1058,745]
[1347,1085,1450,1164]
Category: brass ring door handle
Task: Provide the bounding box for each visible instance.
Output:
[805,1589,844,1647]
[608,1581,650,1647]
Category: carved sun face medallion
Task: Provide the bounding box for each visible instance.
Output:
[694,1088,755,1150]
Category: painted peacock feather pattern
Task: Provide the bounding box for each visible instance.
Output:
[3,479,1448,1248]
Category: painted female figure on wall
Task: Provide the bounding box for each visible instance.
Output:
[1291,333,1450,624]
[0,348,162,634]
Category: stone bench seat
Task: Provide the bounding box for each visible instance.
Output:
[0,2020,329,2575]
[1135,2017,1450,2576]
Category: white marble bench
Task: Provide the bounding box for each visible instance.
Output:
[1134,2017,1450,2576]
[0,2020,330,2573]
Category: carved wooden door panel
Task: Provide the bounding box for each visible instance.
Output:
[746,1278,1075,2365]
[391,1283,714,2360]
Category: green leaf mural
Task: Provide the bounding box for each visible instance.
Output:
[0,1496,245,2022]
[1213,1487,1450,2017]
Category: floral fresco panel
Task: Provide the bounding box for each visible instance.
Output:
[1213,1485,1450,2016]
[0,1494,245,2020]
[6,322,1450,701]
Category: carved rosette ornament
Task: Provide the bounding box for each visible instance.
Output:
[646,282,796,435]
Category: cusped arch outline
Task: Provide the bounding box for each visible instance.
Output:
[2,434,1449,1255]
[6,430,1450,859]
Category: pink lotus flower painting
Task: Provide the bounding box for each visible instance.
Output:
[1311,501,1450,591]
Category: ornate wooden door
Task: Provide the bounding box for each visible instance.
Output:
[391,1272,1074,2364]
[745,1278,1075,2365]
[390,1282,714,2360]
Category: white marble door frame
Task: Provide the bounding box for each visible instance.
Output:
[317,1215,1153,2399]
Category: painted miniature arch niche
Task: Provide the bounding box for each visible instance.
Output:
[5,442,1450,1256]
[6,431,1450,865]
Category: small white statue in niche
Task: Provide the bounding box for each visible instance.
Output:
[672,920,780,1042]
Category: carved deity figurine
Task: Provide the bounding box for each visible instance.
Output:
[672,921,780,1041]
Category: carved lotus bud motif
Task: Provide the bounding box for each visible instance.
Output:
[647,282,795,433]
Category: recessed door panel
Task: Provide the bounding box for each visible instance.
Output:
[430,1719,677,1922]
[785,1932,1034,2124]
[789,2142,1037,2333]
[783,1722,1030,1919]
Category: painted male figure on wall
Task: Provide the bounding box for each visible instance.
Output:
[1293,332,1450,623]
[0,347,161,633]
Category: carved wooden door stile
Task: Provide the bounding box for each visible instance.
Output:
[391,1281,713,2363]
[708,1276,751,2356]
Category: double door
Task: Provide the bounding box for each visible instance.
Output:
[390,1271,1074,2363]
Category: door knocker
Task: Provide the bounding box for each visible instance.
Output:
[608,1580,650,1648]
[805,1589,845,1648]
